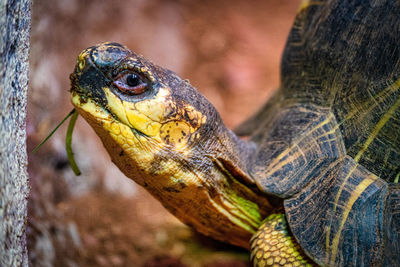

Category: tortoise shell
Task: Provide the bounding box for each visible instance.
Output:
[238,0,400,265]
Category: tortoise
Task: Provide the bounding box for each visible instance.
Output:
[69,0,400,266]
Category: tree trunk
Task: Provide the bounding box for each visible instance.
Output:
[0,0,31,266]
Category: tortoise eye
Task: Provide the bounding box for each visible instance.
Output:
[113,72,147,95]
[126,74,141,87]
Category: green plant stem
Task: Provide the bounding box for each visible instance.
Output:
[32,109,76,153]
[66,109,81,176]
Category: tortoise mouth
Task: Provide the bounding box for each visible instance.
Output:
[70,60,109,108]
[71,89,151,142]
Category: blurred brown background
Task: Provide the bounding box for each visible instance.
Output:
[27,0,301,266]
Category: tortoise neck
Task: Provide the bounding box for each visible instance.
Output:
[198,110,258,184]
[154,124,273,248]
[148,121,273,248]
[216,128,258,182]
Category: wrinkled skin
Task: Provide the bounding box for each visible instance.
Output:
[70,41,315,266]
[70,42,275,249]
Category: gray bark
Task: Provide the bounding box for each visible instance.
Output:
[0,0,31,266]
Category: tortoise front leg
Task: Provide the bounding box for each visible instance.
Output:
[250,213,314,267]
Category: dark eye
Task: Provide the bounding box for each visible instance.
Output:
[126,74,141,87]
[113,72,148,95]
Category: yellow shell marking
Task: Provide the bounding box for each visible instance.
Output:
[327,78,400,262]
[263,113,335,179]
[354,93,400,162]
[328,175,376,265]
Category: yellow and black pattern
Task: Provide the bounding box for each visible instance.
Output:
[250,0,400,265]
[69,0,400,265]
[250,214,313,267]
[250,105,345,198]
[70,42,274,249]
[284,156,388,266]
[282,0,400,183]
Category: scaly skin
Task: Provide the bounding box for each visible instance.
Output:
[70,42,311,265]
[251,214,313,267]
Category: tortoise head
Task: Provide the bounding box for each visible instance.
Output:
[70,42,272,248]
[70,42,212,154]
